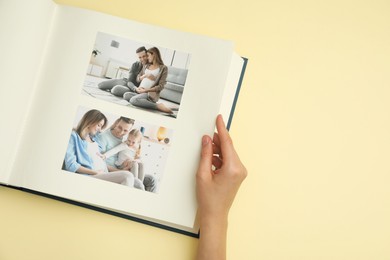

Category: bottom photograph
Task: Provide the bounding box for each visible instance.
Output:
[62,106,173,193]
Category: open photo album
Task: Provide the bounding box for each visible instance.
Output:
[0,0,247,236]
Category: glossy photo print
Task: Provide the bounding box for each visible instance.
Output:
[82,32,191,119]
[62,106,173,193]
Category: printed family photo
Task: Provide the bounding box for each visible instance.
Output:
[83,32,191,118]
[62,106,173,193]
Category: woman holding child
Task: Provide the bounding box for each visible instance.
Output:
[123,47,173,114]
[64,109,135,186]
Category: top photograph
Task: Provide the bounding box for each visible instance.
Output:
[83,32,191,119]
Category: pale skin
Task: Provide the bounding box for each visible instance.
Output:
[196,115,247,260]
[77,114,245,258]
[126,50,148,88]
[99,128,139,161]
[137,52,159,91]
[136,51,173,114]
[100,133,141,178]
[137,50,148,66]
[119,134,141,173]
[124,134,141,149]
[107,120,133,172]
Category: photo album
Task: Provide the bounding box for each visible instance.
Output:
[0,0,247,237]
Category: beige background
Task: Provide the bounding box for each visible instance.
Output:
[1,0,389,259]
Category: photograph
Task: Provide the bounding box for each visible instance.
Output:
[82,32,191,118]
[62,106,173,193]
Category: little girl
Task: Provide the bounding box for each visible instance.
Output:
[103,129,144,182]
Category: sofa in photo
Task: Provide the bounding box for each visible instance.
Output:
[160,66,188,104]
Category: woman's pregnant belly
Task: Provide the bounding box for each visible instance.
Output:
[139,78,155,89]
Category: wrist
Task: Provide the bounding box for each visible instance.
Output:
[199,211,228,228]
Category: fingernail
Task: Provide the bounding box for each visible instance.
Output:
[202,136,209,146]
[218,114,225,125]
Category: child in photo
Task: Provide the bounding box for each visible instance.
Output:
[103,129,144,182]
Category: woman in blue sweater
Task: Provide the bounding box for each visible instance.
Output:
[64,109,135,186]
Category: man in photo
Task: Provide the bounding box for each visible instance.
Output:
[97,116,157,192]
[97,46,148,97]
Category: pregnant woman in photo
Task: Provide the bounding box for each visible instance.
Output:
[123,47,173,115]
[64,109,135,186]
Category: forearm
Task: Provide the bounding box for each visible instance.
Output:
[197,214,228,260]
[145,87,157,93]
[196,115,247,260]
[76,166,97,175]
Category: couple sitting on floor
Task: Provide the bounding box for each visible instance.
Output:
[64,109,156,192]
[98,46,173,115]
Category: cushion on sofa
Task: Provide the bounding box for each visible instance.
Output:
[160,88,183,104]
[166,66,188,85]
[164,82,183,92]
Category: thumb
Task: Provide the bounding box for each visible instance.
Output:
[197,135,213,177]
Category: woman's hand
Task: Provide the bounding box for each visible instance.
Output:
[136,87,147,94]
[196,115,247,260]
[197,115,247,220]
[76,166,104,176]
